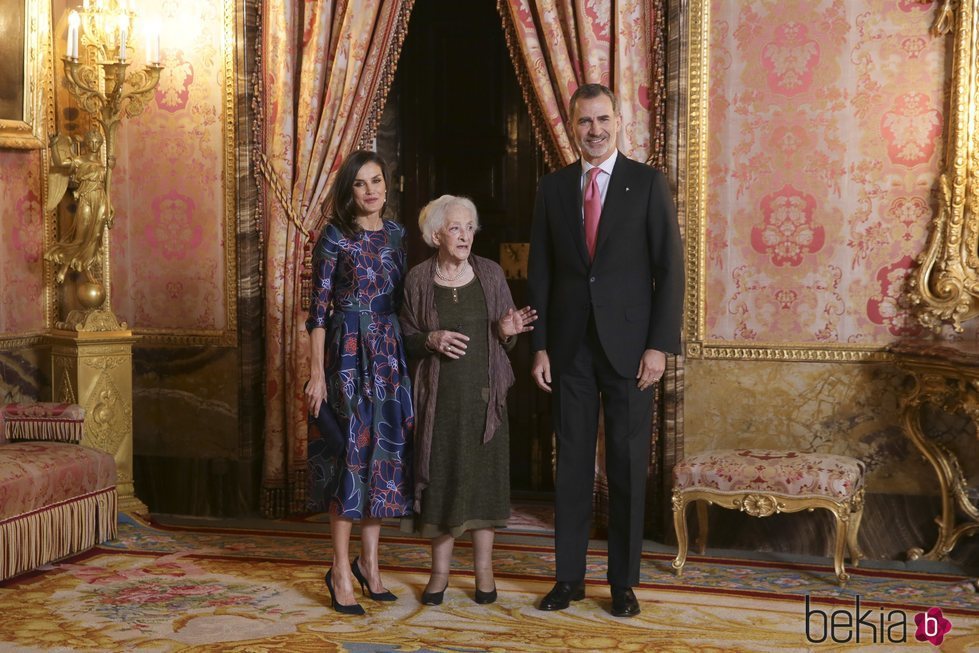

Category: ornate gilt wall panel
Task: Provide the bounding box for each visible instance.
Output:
[47,0,238,347]
[0,0,56,349]
[684,0,947,361]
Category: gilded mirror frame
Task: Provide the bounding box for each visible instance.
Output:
[682,0,947,362]
[0,0,47,149]
[908,0,979,333]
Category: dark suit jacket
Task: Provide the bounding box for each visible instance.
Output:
[528,153,684,378]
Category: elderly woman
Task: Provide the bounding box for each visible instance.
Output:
[400,195,537,605]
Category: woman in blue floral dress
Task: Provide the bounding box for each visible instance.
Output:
[305,150,414,615]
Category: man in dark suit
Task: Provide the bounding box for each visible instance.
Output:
[528,83,684,617]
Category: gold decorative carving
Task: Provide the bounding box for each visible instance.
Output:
[44,1,163,331]
[0,333,45,352]
[672,487,865,585]
[684,0,710,357]
[46,328,145,515]
[891,340,979,560]
[737,494,782,518]
[909,0,979,331]
[0,0,48,148]
[57,307,128,333]
[694,344,892,363]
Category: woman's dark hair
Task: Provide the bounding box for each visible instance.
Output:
[323,150,391,237]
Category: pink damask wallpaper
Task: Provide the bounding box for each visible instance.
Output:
[706,0,945,345]
[0,150,45,334]
[52,0,233,335]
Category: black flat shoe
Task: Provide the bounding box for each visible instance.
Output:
[324,568,365,615]
[538,581,585,611]
[351,556,397,601]
[474,587,497,604]
[610,585,640,617]
[421,584,447,605]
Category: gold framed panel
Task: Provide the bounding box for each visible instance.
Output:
[0,0,56,348]
[45,0,239,347]
[682,0,929,363]
[135,0,238,347]
[0,0,46,149]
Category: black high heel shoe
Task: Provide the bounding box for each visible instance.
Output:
[324,568,365,615]
[474,586,498,605]
[351,556,397,601]
[421,583,447,606]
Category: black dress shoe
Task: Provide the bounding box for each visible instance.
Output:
[351,556,397,601]
[324,568,366,615]
[538,581,585,611]
[421,584,447,606]
[610,586,640,617]
[474,587,497,604]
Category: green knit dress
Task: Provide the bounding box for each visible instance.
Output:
[414,278,510,538]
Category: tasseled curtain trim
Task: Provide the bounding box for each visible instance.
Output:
[0,487,117,581]
[3,419,84,444]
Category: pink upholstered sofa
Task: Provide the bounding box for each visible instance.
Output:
[0,402,118,581]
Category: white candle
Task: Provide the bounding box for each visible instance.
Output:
[67,11,80,59]
[147,23,160,65]
[118,15,128,61]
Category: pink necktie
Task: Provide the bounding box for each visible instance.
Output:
[584,167,602,259]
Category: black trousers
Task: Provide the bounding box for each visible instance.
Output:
[552,316,654,587]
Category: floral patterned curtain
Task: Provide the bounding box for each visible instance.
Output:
[497,0,666,168]
[258,0,413,517]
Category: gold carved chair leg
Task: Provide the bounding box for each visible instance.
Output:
[671,490,689,576]
[695,500,709,554]
[847,494,865,566]
[830,507,850,585]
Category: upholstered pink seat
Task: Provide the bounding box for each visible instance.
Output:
[0,403,117,581]
[672,449,865,585]
[673,449,865,501]
[0,442,117,521]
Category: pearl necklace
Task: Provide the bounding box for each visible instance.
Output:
[435,259,469,283]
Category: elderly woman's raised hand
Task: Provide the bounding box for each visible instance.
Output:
[498,306,538,339]
[426,330,470,359]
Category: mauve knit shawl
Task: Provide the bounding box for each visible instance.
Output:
[400,254,517,512]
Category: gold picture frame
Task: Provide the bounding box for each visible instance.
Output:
[681,0,934,363]
[0,0,46,149]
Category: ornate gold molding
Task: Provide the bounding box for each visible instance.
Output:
[0,333,45,352]
[683,0,710,356]
[909,0,979,332]
[0,0,47,148]
[216,0,238,347]
[688,342,892,362]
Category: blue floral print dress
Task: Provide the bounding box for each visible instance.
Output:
[306,220,414,518]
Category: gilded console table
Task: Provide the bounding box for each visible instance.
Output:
[891,341,979,560]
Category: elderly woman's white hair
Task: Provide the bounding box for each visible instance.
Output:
[418,195,480,247]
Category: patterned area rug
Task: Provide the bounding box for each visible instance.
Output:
[0,512,976,652]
